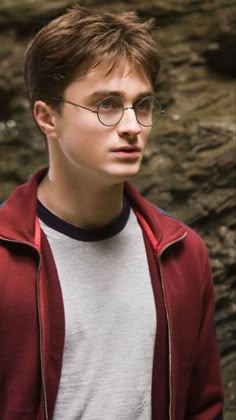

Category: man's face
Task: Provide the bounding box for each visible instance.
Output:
[50,62,153,186]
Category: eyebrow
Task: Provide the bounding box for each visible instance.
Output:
[88,90,154,101]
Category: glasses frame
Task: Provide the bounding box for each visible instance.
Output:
[50,96,165,127]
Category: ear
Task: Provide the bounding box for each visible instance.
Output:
[33,100,58,138]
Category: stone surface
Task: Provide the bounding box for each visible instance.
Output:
[0,0,235,416]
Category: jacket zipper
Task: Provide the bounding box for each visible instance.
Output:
[0,237,48,420]
[157,233,187,420]
[36,253,49,420]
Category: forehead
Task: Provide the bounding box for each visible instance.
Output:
[66,62,153,98]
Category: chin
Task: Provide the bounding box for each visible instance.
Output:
[108,168,141,183]
[97,162,142,185]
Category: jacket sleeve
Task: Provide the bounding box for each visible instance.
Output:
[185,248,224,419]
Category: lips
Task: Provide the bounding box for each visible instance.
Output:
[112,146,141,153]
[111,145,142,160]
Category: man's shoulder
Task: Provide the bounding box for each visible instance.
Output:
[155,207,210,269]
[125,182,207,253]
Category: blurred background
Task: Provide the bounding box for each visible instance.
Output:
[0,0,235,417]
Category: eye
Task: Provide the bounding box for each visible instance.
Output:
[135,97,153,113]
[98,96,122,112]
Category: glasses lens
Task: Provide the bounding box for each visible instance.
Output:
[98,97,123,126]
[135,96,162,127]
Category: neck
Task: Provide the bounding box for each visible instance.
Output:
[37,170,125,229]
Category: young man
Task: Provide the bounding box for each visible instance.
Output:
[0,5,223,420]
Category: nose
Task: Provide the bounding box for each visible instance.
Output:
[117,107,141,137]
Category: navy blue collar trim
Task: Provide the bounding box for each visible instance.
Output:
[37,197,130,242]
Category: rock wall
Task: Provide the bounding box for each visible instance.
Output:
[0,0,235,417]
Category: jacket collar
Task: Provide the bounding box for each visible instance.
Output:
[124,182,186,254]
[0,167,47,246]
[0,167,186,253]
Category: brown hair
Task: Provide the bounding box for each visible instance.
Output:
[24,5,161,110]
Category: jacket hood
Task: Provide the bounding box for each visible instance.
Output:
[0,167,186,253]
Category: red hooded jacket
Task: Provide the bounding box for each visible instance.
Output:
[0,168,223,419]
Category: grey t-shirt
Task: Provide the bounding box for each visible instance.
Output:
[38,199,156,420]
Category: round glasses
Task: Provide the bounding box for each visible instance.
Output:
[51,95,164,127]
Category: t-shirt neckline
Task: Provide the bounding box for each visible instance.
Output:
[37,197,130,242]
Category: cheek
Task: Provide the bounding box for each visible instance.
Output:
[142,128,151,145]
[58,125,107,164]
